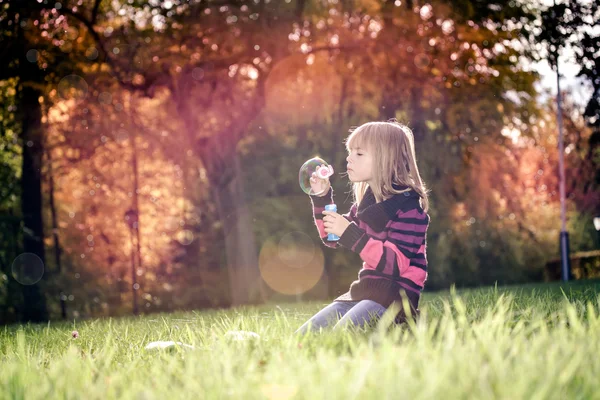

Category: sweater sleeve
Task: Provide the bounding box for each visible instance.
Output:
[337,208,429,284]
[310,187,357,248]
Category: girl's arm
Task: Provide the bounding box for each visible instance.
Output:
[310,187,357,248]
[337,207,429,286]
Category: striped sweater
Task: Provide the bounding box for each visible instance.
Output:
[310,184,429,311]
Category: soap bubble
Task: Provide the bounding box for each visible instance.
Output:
[26,49,39,63]
[97,91,112,105]
[414,53,430,69]
[299,157,333,196]
[11,253,44,285]
[57,74,88,102]
[176,229,194,245]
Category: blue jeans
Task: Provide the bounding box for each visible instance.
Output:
[295,300,387,334]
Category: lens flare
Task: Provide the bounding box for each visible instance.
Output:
[259,232,324,295]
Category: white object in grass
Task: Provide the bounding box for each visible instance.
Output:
[224,330,260,341]
[144,341,195,351]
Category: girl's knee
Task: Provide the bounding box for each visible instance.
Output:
[335,301,386,330]
[358,299,385,308]
[295,302,355,334]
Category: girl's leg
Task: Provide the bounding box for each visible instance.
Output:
[333,299,386,331]
[295,302,357,334]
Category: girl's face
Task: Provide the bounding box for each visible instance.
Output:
[346,145,374,185]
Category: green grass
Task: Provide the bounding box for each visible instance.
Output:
[2,280,600,399]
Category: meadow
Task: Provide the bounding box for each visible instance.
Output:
[1,280,600,400]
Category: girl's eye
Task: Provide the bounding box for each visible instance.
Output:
[357,153,363,156]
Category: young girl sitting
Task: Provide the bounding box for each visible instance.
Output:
[296,120,430,334]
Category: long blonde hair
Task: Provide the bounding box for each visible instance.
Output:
[344,120,429,212]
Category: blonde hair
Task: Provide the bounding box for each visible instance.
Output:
[344,120,429,212]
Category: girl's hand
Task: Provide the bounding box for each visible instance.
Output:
[309,166,330,196]
[322,210,351,237]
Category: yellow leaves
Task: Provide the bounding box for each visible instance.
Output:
[132,74,145,86]
[454,202,467,218]
[356,0,383,14]
[168,44,181,53]
[425,120,440,131]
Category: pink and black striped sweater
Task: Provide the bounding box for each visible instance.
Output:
[311,184,429,311]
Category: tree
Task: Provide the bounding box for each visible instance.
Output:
[1,2,51,321]
[0,79,24,324]
[535,0,600,226]
[84,0,352,305]
[536,0,599,129]
[0,0,125,320]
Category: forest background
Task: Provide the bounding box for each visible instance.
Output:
[1,0,598,324]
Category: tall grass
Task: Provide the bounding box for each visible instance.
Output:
[1,280,599,399]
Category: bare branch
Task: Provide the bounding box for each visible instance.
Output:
[304,43,368,56]
[295,0,307,18]
[91,0,102,25]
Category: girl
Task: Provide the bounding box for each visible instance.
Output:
[296,120,430,334]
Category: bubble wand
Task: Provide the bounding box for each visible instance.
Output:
[299,157,339,241]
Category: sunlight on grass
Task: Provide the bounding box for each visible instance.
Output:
[1,281,600,399]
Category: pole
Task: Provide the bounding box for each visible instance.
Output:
[130,106,143,305]
[129,223,138,315]
[555,51,571,281]
[127,93,143,313]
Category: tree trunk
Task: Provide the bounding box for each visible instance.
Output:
[46,150,62,275]
[46,148,67,319]
[19,85,48,322]
[172,70,265,307]
[0,213,22,324]
[214,153,263,306]
[410,87,427,142]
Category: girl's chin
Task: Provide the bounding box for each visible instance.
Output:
[347,172,366,183]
